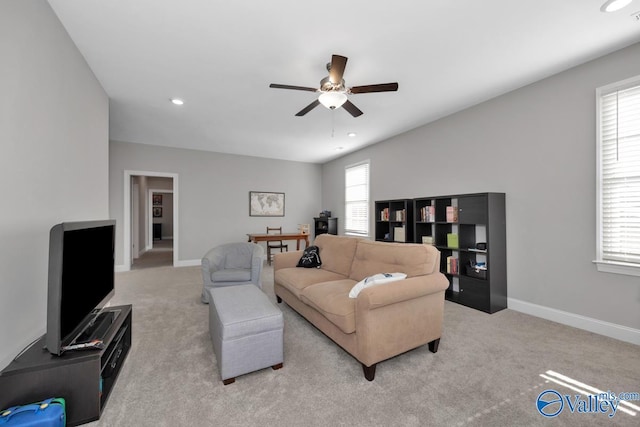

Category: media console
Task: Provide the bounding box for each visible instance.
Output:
[0,305,132,426]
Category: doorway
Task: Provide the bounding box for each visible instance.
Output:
[131,189,174,269]
[123,171,179,271]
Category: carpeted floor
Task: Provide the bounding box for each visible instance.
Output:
[88,264,640,426]
[130,239,173,270]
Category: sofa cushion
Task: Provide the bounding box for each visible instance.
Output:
[300,280,357,334]
[275,267,347,299]
[314,234,360,277]
[349,240,439,282]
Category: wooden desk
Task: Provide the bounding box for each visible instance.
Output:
[247,232,310,250]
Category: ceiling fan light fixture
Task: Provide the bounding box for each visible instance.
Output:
[318,91,347,110]
[600,0,633,12]
[270,54,397,117]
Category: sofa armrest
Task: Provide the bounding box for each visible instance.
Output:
[273,250,303,271]
[354,273,450,367]
[356,273,449,310]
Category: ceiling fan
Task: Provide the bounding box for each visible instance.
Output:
[269,54,398,117]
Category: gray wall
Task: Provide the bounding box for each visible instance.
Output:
[109,141,322,266]
[322,42,640,337]
[152,192,173,240]
[0,0,109,369]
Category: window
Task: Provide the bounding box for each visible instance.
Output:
[345,161,369,236]
[595,76,640,276]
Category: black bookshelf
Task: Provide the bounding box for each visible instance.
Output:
[374,199,414,242]
[414,193,506,313]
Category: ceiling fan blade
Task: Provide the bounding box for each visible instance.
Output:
[295,99,321,116]
[329,55,348,84]
[270,83,318,92]
[349,82,399,94]
[342,100,363,117]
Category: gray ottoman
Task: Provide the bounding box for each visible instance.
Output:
[208,284,284,385]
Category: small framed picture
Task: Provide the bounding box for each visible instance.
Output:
[153,207,163,218]
[153,194,163,206]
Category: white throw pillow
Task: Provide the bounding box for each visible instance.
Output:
[348,272,407,298]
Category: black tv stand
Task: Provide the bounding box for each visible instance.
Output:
[75,308,120,344]
[0,305,132,426]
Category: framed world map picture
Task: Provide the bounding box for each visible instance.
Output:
[249,191,285,217]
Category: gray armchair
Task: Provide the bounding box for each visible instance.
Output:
[201,242,264,303]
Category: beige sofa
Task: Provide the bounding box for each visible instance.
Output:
[273,234,449,380]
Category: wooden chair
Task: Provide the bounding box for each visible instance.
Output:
[266,226,288,265]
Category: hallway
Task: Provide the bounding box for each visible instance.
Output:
[131,239,173,270]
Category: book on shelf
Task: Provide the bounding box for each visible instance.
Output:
[394,209,406,222]
[380,208,389,221]
[421,235,434,245]
[446,233,459,248]
[446,206,458,222]
[393,226,405,242]
[420,206,435,222]
[446,256,459,274]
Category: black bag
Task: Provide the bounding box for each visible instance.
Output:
[296,245,322,268]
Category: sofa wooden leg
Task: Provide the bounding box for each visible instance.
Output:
[276,295,282,303]
[272,363,283,370]
[428,338,440,353]
[223,377,235,385]
[362,363,376,381]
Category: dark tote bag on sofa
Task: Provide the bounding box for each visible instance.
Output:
[296,245,322,268]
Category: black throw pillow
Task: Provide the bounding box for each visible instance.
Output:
[296,245,322,268]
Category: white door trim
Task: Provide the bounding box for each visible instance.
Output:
[123,170,179,271]
[132,182,140,259]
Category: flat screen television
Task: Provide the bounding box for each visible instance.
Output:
[46,220,116,356]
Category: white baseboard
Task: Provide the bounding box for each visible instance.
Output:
[116,259,199,271]
[508,298,640,346]
[175,259,200,267]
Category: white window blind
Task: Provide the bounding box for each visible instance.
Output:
[345,162,369,236]
[596,77,640,274]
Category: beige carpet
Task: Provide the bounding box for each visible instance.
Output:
[87,264,640,426]
[131,239,173,270]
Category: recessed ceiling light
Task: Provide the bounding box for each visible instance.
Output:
[170,98,184,105]
[347,132,357,138]
[601,0,633,12]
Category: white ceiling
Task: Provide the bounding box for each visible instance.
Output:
[47,0,640,164]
